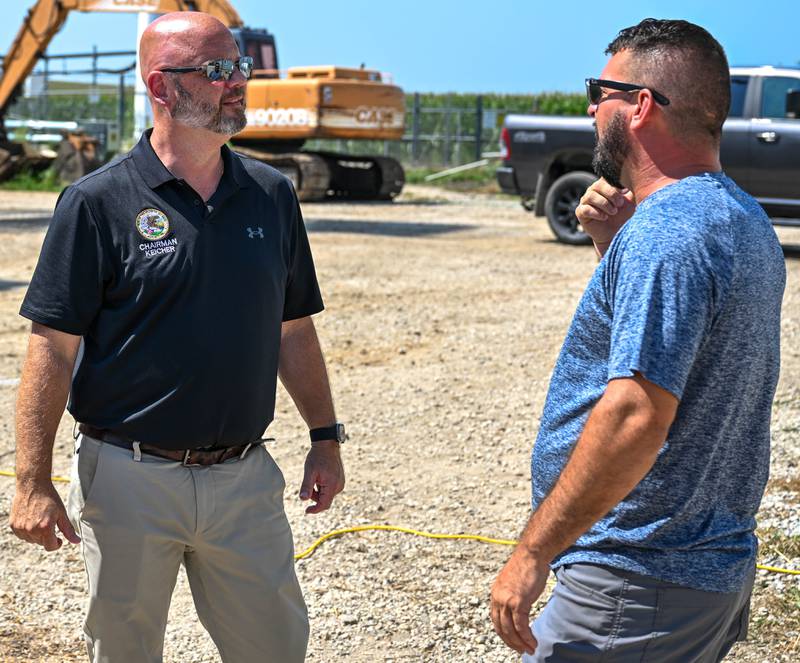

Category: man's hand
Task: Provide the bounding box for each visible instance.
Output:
[9,479,80,551]
[490,374,676,654]
[299,441,345,514]
[12,323,80,552]
[490,546,550,655]
[576,178,636,255]
[279,316,343,515]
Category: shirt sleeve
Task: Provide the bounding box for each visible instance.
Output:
[282,197,324,321]
[604,232,724,399]
[19,185,110,335]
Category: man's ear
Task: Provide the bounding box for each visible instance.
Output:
[146,71,170,110]
[629,89,656,131]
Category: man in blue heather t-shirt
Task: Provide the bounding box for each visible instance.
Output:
[490,19,785,662]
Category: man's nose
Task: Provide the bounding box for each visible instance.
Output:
[587,104,597,118]
[227,68,248,88]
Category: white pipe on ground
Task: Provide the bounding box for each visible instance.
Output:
[424,158,490,182]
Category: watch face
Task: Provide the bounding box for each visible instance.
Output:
[336,423,346,443]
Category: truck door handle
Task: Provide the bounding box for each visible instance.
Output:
[756,131,779,143]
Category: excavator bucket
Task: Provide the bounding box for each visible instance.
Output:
[51,131,101,184]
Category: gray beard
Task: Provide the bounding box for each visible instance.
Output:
[171,78,247,136]
[592,110,629,190]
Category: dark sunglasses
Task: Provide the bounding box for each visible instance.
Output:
[585,78,670,106]
[160,56,254,82]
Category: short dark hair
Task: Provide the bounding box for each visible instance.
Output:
[607,19,730,143]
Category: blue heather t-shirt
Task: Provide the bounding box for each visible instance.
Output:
[532,172,785,593]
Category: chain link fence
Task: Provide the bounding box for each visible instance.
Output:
[3,50,585,169]
[308,92,585,169]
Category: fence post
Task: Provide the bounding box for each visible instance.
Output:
[42,55,49,118]
[92,45,98,107]
[475,95,483,162]
[412,92,421,163]
[118,73,126,146]
[443,96,451,167]
[455,111,462,164]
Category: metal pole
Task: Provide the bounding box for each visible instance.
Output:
[92,45,98,88]
[91,44,98,109]
[118,73,126,146]
[134,13,156,139]
[475,95,483,162]
[42,56,49,118]
[456,111,461,163]
[443,97,451,167]
[412,92,421,163]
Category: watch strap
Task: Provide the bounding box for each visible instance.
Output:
[309,424,343,443]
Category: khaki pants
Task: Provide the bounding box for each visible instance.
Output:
[67,434,308,663]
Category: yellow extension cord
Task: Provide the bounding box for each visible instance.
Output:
[2,469,798,576]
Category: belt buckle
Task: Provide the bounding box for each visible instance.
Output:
[182,449,204,467]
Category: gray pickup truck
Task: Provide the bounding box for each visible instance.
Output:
[497,66,800,244]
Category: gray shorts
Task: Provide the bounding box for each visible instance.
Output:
[524,563,754,662]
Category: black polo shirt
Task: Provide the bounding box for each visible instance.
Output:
[21,129,324,449]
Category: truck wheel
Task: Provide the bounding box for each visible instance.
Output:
[544,171,597,245]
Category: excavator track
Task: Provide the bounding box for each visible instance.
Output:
[232,145,404,202]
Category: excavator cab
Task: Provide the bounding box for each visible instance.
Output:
[231,28,279,78]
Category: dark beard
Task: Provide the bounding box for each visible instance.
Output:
[171,78,247,136]
[592,110,629,189]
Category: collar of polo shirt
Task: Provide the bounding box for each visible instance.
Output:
[132,128,252,191]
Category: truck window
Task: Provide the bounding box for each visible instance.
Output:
[729,76,748,117]
[761,76,800,118]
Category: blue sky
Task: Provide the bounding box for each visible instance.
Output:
[1,0,797,94]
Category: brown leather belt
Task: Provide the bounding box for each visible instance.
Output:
[78,424,262,466]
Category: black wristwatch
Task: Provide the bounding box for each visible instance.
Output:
[309,423,346,444]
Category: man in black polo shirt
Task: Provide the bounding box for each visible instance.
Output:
[9,12,344,662]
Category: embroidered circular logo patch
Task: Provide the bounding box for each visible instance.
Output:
[136,208,170,241]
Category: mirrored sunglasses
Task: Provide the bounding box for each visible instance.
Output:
[160,56,254,82]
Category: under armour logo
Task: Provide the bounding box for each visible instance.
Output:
[246,227,264,239]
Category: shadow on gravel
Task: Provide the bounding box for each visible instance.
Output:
[0,215,52,232]
[304,218,472,237]
[0,280,28,291]
[388,199,449,207]
[781,244,800,260]
[315,199,449,207]
[534,237,594,249]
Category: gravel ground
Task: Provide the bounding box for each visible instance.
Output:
[0,186,798,661]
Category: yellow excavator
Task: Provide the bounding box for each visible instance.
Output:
[0,0,406,200]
